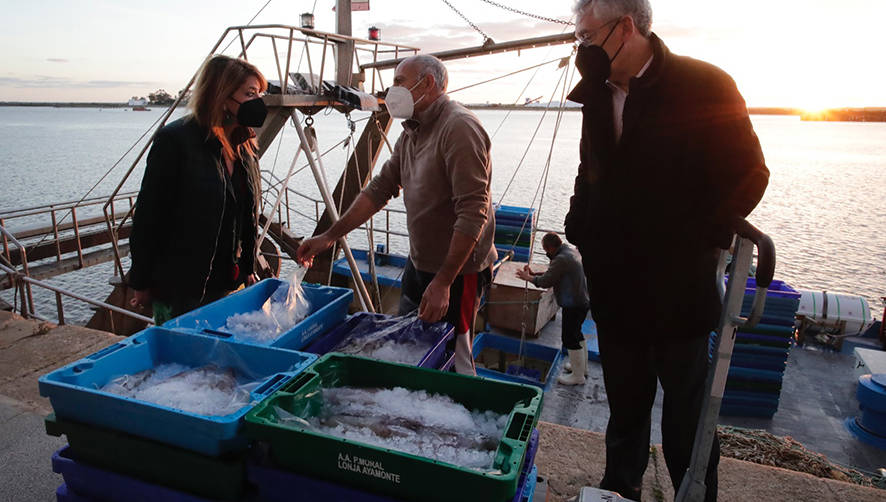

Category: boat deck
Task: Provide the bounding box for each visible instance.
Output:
[508,311,886,473]
[1,309,884,501]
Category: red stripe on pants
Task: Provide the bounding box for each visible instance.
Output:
[457,272,479,334]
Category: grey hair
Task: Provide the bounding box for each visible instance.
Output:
[573,0,653,37]
[408,54,448,92]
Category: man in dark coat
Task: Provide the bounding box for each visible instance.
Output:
[565,1,769,500]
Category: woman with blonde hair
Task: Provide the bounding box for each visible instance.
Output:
[128,55,268,323]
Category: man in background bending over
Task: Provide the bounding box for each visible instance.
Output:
[516,232,590,386]
[296,54,496,375]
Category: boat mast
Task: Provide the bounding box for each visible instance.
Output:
[336,0,355,86]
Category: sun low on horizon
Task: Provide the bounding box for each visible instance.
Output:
[1,0,884,109]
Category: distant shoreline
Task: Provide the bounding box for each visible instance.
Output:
[0,102,133,108]
[3,102,885,121]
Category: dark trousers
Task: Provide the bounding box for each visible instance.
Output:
[561,306,588,350]
[597,327,719,502]
[398,259,490,338]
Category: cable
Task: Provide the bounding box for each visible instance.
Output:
[440,0,493,43]
[478,0,574,25]
[221,0,275,53]
[447,57,564,95]
[496,54,571,207]
[489,24,574,140]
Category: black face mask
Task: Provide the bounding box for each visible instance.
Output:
[575,20,625,84]
[232,96,267,127]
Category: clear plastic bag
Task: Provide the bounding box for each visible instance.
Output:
[222,267,312,342]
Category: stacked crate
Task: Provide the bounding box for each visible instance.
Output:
[41,327,319,501]
[720,279,801,418]
[245,354,543,502]
[494,205,535,263]
[40,280,543,501]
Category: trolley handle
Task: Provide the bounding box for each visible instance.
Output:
[715,220,776,329]
[735,220,775,289]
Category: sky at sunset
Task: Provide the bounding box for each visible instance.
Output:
[2,0,883,110]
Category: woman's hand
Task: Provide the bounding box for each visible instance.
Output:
[130,289,151,309]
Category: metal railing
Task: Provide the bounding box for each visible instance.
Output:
[258,169,408,253]
[101,24,418,279]
[0,261,153,328]
[0,191,138,273]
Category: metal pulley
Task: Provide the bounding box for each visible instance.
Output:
[303,116,318,152]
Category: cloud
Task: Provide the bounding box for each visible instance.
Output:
[46,58,69,63]
[0,76,156,88]
[373,18,570,54]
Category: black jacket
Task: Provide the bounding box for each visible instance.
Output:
[128,117,260,301]
[564,34,769,339]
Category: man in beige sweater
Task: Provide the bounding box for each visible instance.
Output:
[296,54,496,375]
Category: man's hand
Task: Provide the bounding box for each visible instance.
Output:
[296,234,334,267]
[130,289,151,309]
[419,277,450,323]
[516,265,534,282]
[246,274,258,286]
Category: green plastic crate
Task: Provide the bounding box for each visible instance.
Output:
[245,354,543,502]
[45,413,247,500]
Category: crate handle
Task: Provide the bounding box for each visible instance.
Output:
[255,373,288,396]
[280,371,315,394]
[85,343,125,361]
[201,329,233,339]
[504,412,535,442]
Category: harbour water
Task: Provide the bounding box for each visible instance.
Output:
[1,106,884,324]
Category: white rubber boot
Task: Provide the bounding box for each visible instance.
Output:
[558,349,586,385]
[564,340,588,376]
[453,332,477,376]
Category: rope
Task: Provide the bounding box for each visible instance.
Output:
[489,24,573,140]
[516,59,576,363]
[23,111,166,255]
[440,0,493,43]
[447,57,565,95]
[478,0,574,25]
[221,0,275,53]
[496,49,573,207]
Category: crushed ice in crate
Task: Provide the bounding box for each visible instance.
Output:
[102,363,257,416]
[221,281,311,342]
[275,386,508,470]
[332,316,434,364]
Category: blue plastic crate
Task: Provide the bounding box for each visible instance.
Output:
[473,332,563,391]
[245,429,540,502]
[495,245,531,263]
[38,327,317,455]
[494,205,536,226]
[332,249,408,288]
[304,312,454,369]
[511,430,539,502]
[53,447,214,502]
[163,279,352,349]
[521,465,538,502]
[56,484,92,502]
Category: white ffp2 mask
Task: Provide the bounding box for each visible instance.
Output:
[385,80,424,119]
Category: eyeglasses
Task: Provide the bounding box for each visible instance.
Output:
[574,17,620,47]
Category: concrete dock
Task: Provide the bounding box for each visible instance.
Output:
[1,310,884,501]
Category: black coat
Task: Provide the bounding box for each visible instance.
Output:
[564,34,769,339]
[128,117,260,301]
